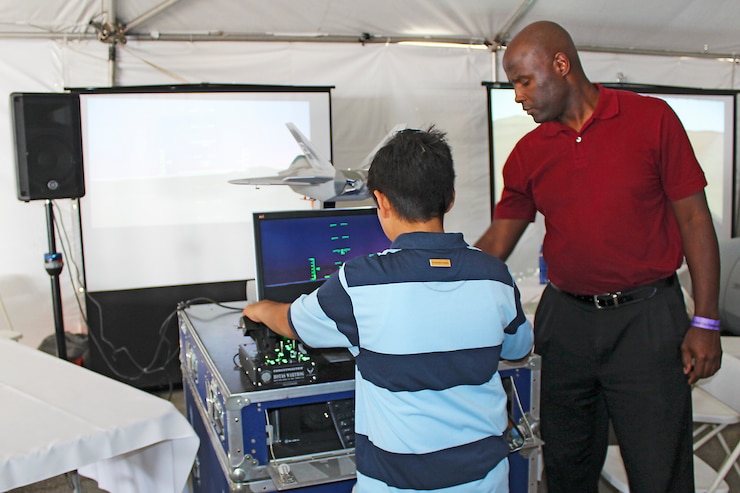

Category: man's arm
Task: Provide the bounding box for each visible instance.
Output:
[242,300,295,339]
[475,218,530,260]
[671,191,722,384]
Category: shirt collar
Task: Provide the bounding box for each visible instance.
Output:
[540,83,619,136]
[390,231,467,250]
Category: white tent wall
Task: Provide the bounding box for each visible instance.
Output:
[576,52,739,89]
[494,50,740,89]
[1,36,738,352]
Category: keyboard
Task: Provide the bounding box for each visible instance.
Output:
[326,399,355,448]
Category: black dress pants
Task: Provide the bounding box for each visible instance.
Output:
[534,279,694,493]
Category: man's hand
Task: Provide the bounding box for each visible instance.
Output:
[681,326,722,384]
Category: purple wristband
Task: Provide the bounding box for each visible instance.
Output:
[692,316,720,331]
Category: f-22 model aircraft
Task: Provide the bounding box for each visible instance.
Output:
[229,122,405,202]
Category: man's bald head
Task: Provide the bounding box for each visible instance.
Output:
[501,21,596,125]
[504,21,584,76]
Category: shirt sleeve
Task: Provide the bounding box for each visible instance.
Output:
[493,144,539,222]
[656,99,708,201]
[500,281,534,360]
[288,268,356,350]
[500,319,533,360]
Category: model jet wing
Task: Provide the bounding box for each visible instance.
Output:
[229,155,333,186]
[230,122,405,202]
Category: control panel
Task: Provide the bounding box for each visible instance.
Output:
[238,316,318,388]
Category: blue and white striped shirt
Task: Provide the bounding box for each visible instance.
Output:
[289,231,533,492]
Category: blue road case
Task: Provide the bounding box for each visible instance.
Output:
[179,302,542,492]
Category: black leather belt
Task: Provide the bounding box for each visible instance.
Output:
[554,275,675,309]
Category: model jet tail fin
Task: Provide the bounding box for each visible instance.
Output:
[285,123,335,174]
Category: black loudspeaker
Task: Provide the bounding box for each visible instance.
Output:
[11,92,85,201]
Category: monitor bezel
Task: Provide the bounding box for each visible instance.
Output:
[252,206,385,303]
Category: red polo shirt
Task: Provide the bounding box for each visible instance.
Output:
[494,84,707,294]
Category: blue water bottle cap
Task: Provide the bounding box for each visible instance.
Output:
[539,244,548,285]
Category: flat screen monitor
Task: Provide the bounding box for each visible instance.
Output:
[253,207,391,303]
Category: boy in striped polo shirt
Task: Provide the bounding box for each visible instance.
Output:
[242,127,533,492]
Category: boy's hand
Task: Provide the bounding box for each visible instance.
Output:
[242,300,294,339]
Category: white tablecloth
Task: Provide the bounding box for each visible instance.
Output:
[721,335,740,358]
[0,338,198,492]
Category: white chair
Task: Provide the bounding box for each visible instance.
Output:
[601,354,740,493]
[602,444,729,493]
[720,335,740,359]
[693,353,740,492]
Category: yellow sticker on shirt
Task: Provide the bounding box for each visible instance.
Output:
[429,258,452,267]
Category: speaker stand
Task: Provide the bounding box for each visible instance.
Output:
[44,200,67,360]
[44,200,83,492]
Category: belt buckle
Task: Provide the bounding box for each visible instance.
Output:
[593,292,620,309]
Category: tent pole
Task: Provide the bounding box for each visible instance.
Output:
[123,0,183,33]
[108,44,116,86]
[106,0,117,86]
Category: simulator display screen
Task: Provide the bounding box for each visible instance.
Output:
[254,208,391,302]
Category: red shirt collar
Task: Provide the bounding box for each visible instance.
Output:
[540,83,619,136]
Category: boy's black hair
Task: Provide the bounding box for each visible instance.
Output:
[367,126,455,222]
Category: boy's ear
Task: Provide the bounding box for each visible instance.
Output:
[446,191,456,213]
[373,190,393,218]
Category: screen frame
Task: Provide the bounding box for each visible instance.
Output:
[73,83,335,292]
[252,206,388,303]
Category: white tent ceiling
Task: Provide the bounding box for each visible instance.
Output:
[3,0,740,59]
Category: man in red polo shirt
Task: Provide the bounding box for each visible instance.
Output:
[476,20,722,493]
